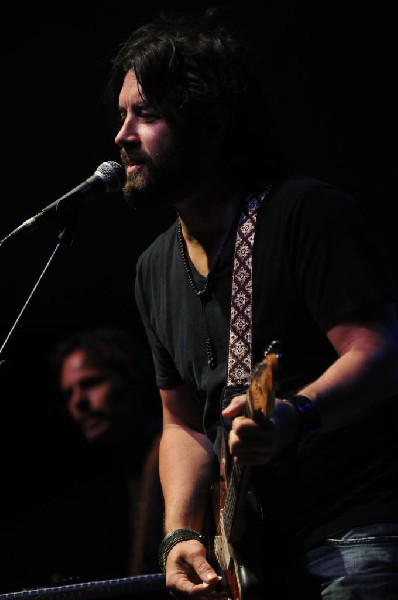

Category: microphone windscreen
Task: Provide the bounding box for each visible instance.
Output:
[95,161,125,193]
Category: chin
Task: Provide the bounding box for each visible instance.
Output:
[123,181,148,208]
[83,423,110,444]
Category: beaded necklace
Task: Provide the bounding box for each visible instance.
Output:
[176,219,225,368]
[177,187,271,371]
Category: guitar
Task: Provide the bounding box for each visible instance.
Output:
[210,341,280,600]
[0,573,166,600]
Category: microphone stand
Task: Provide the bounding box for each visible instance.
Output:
[0,222,76,367]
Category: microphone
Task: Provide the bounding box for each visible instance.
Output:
[0,160,125,246]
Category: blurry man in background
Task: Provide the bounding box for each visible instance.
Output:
[50,327,164,579]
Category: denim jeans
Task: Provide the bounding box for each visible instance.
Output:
[301,522,398,599]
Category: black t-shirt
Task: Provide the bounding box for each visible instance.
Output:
[135,176,398,550]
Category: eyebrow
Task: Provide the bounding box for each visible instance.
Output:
[62,374,109,394]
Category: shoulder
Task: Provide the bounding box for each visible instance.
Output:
[270,175,353,205]
[136,220,178,271]
[264,175,364,225]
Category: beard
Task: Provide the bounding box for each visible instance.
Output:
[120,135,201,210]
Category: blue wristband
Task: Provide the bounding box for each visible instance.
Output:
[288,394,321,442]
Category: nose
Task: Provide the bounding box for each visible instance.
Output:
[68,387,90,414]
[115,114,139,147]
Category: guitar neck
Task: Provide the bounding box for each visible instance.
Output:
[222,344,280,543]
[0,573,166,600]
[211,345,281,599]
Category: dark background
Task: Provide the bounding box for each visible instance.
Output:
[0,0,396,593]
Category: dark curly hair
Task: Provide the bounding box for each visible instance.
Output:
[108,5,289,187]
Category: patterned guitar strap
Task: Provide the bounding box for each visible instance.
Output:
[220,187,271,428]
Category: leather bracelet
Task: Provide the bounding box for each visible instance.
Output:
[287,394,321,443]
[158,528,208,573]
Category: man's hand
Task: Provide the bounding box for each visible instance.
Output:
[221,395,298,464]
[165,539,230,598]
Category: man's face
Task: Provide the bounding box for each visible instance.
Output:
[60,349,132,445]
[115,70,201,208]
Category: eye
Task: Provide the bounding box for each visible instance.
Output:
[80,375,109,390]
[135,105,162,122]
[143,111,161,122]
[61,376,109,402]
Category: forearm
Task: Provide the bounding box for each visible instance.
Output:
[299,327,398,431]
[159,423,217,534]
[224,309,398,462]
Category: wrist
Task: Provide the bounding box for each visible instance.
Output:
[285,394,321,445]
[158,528,208,572]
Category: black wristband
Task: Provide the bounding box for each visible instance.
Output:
[158,528,208,573]
[288,394,321,443]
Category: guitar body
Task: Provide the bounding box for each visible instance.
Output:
[211,454,265,600]
[213,539,263,600]
[210,342,280,600]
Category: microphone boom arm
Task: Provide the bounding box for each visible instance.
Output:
[0,160,124,247]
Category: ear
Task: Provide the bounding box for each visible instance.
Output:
[201,108,231,147]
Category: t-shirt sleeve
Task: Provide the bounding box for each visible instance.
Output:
[135,252,183,390]
[289,184,398,331]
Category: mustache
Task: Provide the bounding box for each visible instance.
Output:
[76,409,107,422]
[120,147,147,167]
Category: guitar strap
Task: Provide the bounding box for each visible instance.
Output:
[227,193,263,387]
[219,187,271,434]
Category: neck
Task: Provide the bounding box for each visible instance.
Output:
[178,190,244,276]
